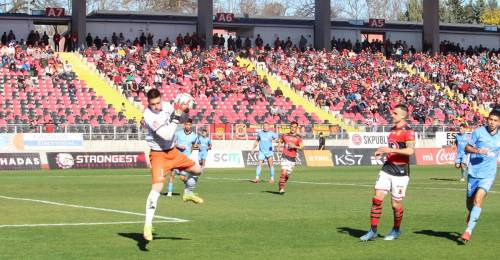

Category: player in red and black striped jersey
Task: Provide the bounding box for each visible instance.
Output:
[277,121,304,194]
[360,104,416,241]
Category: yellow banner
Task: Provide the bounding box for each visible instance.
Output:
[303,150,334,167]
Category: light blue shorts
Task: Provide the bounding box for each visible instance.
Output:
[199,151,208,161]
[467,176,495,198]
[455,153,468,165]
[258,151,274,161]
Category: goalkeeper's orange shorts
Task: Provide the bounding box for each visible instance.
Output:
[149,148,195,184]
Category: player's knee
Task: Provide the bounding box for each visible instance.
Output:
[152,182,163,193]
[391,199,403,208]
[187,164,202,176]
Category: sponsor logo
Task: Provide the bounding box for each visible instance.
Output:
[213,153,241,164]
[0,153,41,170]
[303,150,333,167]
[370,156,384,165]
[48,152,147,169]
[56,153,74,169]
[348,133,390,148]
[351,134,362,146]
[333,149,364,166]
[242,151,305,167]
[415,148,456,165]
[330,147,415,166]
[205,151,245,168]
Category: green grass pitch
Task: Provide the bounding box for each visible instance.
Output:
[0,166,498,259]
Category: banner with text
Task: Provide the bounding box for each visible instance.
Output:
[303,150,334,167]
[47,152,147,169]
[0,134,24,151]
[348,132,389,148]
[330,147,417,166]
[415,148,457,165]
[242,150,306,167]
[205,151,245,168]
[23,133,83,150]
[0,153,41,170]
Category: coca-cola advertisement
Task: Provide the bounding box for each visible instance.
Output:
[415,148,457,165]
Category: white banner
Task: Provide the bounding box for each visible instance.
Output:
[435,132,458,147]
[348,132,389,148]
[23,133,84,150]
[205,151,244,168]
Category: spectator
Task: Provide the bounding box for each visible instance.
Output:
[318,132,325,150]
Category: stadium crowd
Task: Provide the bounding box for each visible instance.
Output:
[1,29,499,132]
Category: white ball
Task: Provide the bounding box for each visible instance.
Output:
[174,93,195,109]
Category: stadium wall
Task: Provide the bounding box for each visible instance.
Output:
[330,28,358,43]
[86,20,196,42]
[385,31,423,51]
[0,18,34,37]
[252,25,314,48]
[441,31,500,50]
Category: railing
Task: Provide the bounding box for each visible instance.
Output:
[0,123,459,141]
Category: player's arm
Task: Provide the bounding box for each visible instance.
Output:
[144,114,178,141]
[376,131,415,156]
[390,141,415,156]
[252,135,260,151]
[465,144,489,155]
[276,135,284,153]
[174,139,187,151]
[465,130,488,155]
[192,136,199,150]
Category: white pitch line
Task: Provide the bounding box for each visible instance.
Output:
[204,177,497,194]
[0,220,175,228]
[0,195,188,223]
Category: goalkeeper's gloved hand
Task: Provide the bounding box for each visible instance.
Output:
[170,103,189,124]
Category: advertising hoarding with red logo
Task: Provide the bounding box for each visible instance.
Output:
[348,132,389,148]
[47,152,148,169]
[415,148,457,165]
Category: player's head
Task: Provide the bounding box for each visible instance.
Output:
[184,119,193,133]
[391,104,408,124]
[459,123,468,135]
[486,109,500,132]
[201,128,208,137]
[146,89,162,113]
[290,121,298,134]
[263,122,270,132]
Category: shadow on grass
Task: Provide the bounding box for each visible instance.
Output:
[118,233,191,251]
[337,227,376,239]
[430,178,459,182]
[262,190,283,195]
[413,230,464,245]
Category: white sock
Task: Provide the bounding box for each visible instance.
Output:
[145,190,160,226]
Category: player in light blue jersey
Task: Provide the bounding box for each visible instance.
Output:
[454,123,470,182]
[166,119,203,203]
[195,128,212,169]
[460,109,500,243]
[251,122,279,184]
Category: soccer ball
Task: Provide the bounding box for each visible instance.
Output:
[173,93,195,110]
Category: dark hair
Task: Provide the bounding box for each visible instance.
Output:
[394,104,409,113]
[146,88,161,100]
[460,123,468,128]
[290,121,298,126]
[185,118,193,124]
[490,109,500,118]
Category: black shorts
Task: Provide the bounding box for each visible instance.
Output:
[381,162,410,177]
